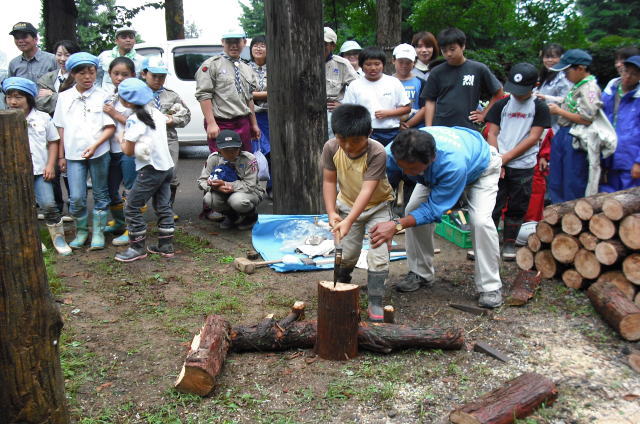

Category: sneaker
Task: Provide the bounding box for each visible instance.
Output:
[502,242,517,261]
[236,213,258,231]
[394,271,433,292]
[62,215,74,223]
[219,217,235,230]
[467,250,475,261]
[37,213,45,220]
[173,213,180,221]
[478,290,503,308]
[206,211,224,222]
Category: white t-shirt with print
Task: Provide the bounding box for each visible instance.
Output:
[124,107,174,171]
[342,74,410,129]
[27,109,60,175]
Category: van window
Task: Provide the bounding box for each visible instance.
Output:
[136,47,164,57]
[173,45,223,81]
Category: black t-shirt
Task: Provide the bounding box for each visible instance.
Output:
[420,59,502,129]
[485,97,552,128]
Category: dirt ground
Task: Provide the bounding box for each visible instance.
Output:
[43,218,640,424]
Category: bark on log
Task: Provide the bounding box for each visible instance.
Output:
[279,301,306,328]
[623,254,640,285]
[601,188,640,221]
[449,372,558,424]
[619,214,640,250]
[551,234,581,264]
[543,201,577,225]
[175,315,231,396]
[574,249,601,280]
[578,232,599,251]
[536,221,559,243]
[561,213,585,236]
[596,271,636,301]
[516,247,534,271]
[315,281,360,360]
[562,269,586,290]
[506,270,542,306]
[595,240,628,266]
[587,281,640,341]
[574,192,613,221]
[230,320,317,352]
[589,213,616,240]
[527,233,544,253]
[534,250,559,279]
[357,322,464,353]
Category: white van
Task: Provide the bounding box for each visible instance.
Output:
[135,38,251,146]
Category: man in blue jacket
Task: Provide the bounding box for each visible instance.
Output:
[369,127,503,308]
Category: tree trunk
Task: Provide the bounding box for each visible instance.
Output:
[449,372,558,424]
[516,247,534,271]
[601,187,640,221]
[174,315,231,396]
[589,213,616,240]
[164,0,185,40]
[506,270,541,306]
[594,239,627,266]
[587,281,640,341]
[376,0,402,74]
[315,281,360,360]
[619,214,640,250]
[534,250,559,279]
[358,323,464,353]
[578,232,599,251]
[266,0,325,214]
[42,0,78,51]
[562,269,586,290]
[574,249,601,280]
[526,233,543,252]
[543,201,577,225]
[596,271,636,300]
[535,221,558,243]
[561,213,585,236]
[623,254,640,285]
[0,111,69,422]
[550,233,580,264]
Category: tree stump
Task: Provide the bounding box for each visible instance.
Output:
[587,281,640,341]
[596,272,636,301]
[536,221,559,243]
[578,232,599,251]
[506,270,541,306]
[562,269,586,290]
[449,372,558,424]
[574,249,601,280]
[589,213,616,240]
[595,240,627,266]
[534,250,559,279]
[516,247,534,271]
[619,214,640,250]
[601,188,640,221]
[174,315,231,396]
[315,281,360,360]
[550,234,581,264]
[561,213,584,236]
[623,254,640,285]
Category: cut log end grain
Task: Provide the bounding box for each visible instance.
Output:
[575,198,597,220]
[623,254,640,285]
[602,190,640,221]
[595,240,628,266]
[536,221,558,243]
[587,281,640,341]
[551,234,581,264]
[596,272,636,300]
[574,249,601,280]
[562,269,585,290]
[561,213,584,235]
[620,214,640,250]
[527,233,542,252]
[543,202,576,225]
[534,250,558,279]
[589,213,616,240]
[578,232,599,251]
[516,247,534,271]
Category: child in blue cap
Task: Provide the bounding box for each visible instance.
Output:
[3,77,72,255]
[114,77,175,262]
[52,52,116,250]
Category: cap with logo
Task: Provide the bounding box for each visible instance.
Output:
[115,27,136,37]
[222,26,247,39]
[340,40,362,54]
[504,62,538,96]
[2,77,38,97]
[118,77,154,106]
[393,43,417,62]
[624,55,640,70]
[324,27,337,44]
[9,22,37,36]
[143,56,169,74]
[551,49,592,71]
[65,52,99,72]
[216,130,243,149]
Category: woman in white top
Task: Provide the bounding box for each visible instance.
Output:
[534,44,573,133]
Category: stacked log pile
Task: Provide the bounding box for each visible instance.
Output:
[516,187,640,341]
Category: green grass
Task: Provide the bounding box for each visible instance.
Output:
[174,229,223,257]
[44,248,66,295]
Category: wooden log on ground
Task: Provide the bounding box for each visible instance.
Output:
[589,213,616,240]
[358,322,464,353]
[543,201,577,225]
[527,233,544,253]
[595,240,628,266]
[561,213,585,236]
[315,281,360,360]
[506,270,541,306]
[536,221,559,243]
[602,187,640,221]
[175,315,231,396]
[587,281,640,341]
[578,232,599,251]
[230,319,317,352]
[562,269,586,290]
[534,250,559,279]
[596,271,636,301]
[574,249,601,280]
[574,193,611,220]
[623,254,640,285]
[449,372,558,424]
[619,214,640,250]
[516,247,534,271]
[551,234,581,264]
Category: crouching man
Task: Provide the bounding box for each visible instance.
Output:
[369,127,504,308]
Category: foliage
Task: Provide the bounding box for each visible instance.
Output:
[577,0,640,42]
[238,0,266,37]
[184,20,201,39]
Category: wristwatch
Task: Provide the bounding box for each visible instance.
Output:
[393,218,403,233]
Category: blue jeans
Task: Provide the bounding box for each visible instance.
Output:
[67,153,111,217]
[108,152,137,204]
[34,175,61,224]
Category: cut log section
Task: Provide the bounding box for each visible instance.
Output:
[526,233,543,253]
[551,234,581,264]
[578,232,599,251]
[534,250,559,279]
[595,240,628,266]
[596,271,636,301]
[602,188,640,221]
[230,319,317,352]
[574,193,610,221]
[449,372,558,424]
[315,281,360,360]
[561,213,585,236]
[278,301,306,327]
[536,221,559,243]
[574,249,601,280]
[587,281,640,341]
[623,254,640,285]
[589,213,616,240]
[506,270,541,306]
[516,247,534,271]
[358,323,464,353]
[635,292,640,308]
[543,201,576,225]
[619,214,640,250]
[562,269,586,290]
[383,306,395,324]
[175,315,231,396]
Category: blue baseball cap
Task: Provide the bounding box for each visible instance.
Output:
[143,56,169,74]
[66,52,99,72]
[552,49,592,71]
[624,55,640,70]
[118,77,154,106]
[2,77,37,97]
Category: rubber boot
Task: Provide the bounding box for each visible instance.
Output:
[47,219,72,256]
[104,203,126,234]
[69,214,89,249]
[147,227,175,258]
[367,270,388,322]
[41,242,47,253]
[336,265,355,284]
[170,186,179,221]
[115,231,147,262]
[112,230,129,246]
[89,210,108,250]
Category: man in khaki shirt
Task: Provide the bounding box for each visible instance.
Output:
[324,27,358,138]
[195,26,260,152]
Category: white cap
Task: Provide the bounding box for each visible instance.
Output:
[340,40,362,54]
[116,27,136,37]
[222,26,246,39]
[324,27,337,44]
[393,43,416,61]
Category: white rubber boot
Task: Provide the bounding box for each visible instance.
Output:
[47,219,72,256]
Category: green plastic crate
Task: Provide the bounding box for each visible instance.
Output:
[435,214,472,249]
